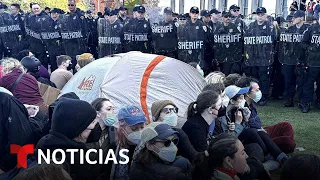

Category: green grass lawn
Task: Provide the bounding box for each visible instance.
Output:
[256,100,320,180]
[256,100,320,154]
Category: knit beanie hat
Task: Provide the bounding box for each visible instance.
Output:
[51,97,97,139]
[151,100,176,121]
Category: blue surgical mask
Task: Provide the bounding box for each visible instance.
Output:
[103,113,117,126]
[251,90,262,103]
[127,130,142,145]
[154,142,178,162]
[163,112,178,127]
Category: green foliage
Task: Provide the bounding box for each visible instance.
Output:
[2,0,88,12]
[124,0,142,13]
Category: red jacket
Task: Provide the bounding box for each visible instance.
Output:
[0,68,43,105]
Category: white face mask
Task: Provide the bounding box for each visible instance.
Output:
[238,100,246,108]
[163,112,178,127]
[222,96,230,107]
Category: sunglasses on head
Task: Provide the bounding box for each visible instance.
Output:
[154,138,179,147]
[162,107,178,114]
[68,4,75,6]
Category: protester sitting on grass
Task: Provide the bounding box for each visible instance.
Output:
[36,98,101,180]
[0,58,47,113]
[223,85,289,168]
[16,49,51,79]
[236,77,296,154]
[130,122,192,180]
[20,56,57,88]
[280,154,320,180]
[12,163,72,180]
[90,98,117,148]
[50,55,73,90]
[151,100,198,163]
[182,90,222,152]
[193,133,270,180]
[99,105,147,180]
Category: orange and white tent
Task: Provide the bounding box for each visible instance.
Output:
[61,51,206,123]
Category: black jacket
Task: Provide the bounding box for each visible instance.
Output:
[174,128,198,163]
[0,92,35,172]
[129,156,192,180]
[182,113,209,152]
[302,22,320,67]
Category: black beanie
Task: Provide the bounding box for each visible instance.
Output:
[51,97,97,139]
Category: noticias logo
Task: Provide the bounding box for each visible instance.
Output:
[10,144,130,168]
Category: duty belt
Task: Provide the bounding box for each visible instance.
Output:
[61,31,83,40]
[25,27,41,40]
[41,32,61,40]
[98,37,121,44]
[0,25,21,33]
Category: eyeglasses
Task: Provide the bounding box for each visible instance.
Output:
[154,138,179,147]
[223,15,232,18]
[162,107,178,114]
[68,4,75,7]
[191,11,199,14]
[232,9,240,12]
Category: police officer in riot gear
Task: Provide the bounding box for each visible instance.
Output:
[98,9,123,57]
[244,7,276,106]
[177,6,206,64]
[59,0,88,72]
[118,6,128,23]
[299,12,320,112]
[0,3,26,58]
[278,10,309,107]
[213,11,243,75]
[123,5,152,53]
[229,4,244,28]
[151,7,178,58]
[40,8,65,71]
[86,10,98,59]
[209,8,221,32]
[200,10,215,75]
[25,3,50,69]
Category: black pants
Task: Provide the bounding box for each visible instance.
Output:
[282,64,296,99]
[218,61,242,76]
[239,128,283,159]
[301,67,320,103]
[244,66,272,98]
[296,65,308,100]
[271,60,284,98]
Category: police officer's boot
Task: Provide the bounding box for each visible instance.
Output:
[284,97,294,107]
[299,102,310,113]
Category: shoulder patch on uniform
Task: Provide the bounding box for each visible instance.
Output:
[80,16,84,20]
[175,22,179,27]
[203,26,207,32]
[263,25,266,29]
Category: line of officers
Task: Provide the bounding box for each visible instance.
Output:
[1,2,320,113]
